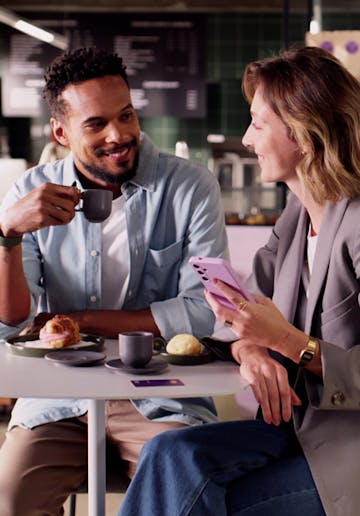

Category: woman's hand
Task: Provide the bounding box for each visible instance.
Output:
[234,343,302,425]
[204,280,305,358]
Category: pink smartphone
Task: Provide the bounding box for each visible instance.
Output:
[189,256,255,309]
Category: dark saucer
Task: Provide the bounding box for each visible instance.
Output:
[105,358,168,375]
[44,350,106,367]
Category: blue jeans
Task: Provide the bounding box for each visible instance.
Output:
[118,419,325,516]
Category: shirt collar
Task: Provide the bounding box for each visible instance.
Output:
[124,132,158,193]
[63,132,158,194]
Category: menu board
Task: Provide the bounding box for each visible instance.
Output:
[1,13,206,118]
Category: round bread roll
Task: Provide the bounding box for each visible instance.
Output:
[166,334,202,355]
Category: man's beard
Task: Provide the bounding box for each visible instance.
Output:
[78,153,139,185]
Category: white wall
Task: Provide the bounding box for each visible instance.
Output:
[223,224,273,418]
[226,225,273,279]
[0,159,27,203]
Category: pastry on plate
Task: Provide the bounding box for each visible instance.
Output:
[39,315,81,349]
[166,334,202,355]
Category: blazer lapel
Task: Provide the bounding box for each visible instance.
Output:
[273,205,308,323]
[304,198,349,333]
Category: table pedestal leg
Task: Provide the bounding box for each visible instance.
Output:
[87,399,106,516]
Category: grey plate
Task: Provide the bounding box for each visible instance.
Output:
[44,350,106,367]
[105,358,168,375]
[5,334,104,358]
[160,349,214,365]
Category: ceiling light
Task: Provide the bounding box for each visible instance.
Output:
[0,7,68,50]
[310,19,320,35]
[310,0,322,35]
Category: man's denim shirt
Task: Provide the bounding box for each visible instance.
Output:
[0,133,229,430]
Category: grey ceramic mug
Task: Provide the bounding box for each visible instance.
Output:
[76,189,113,223]
[119,331,155,368]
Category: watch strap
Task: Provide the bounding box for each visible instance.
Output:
[0,229,23,248]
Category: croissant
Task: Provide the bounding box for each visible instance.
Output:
[39,315,81,349]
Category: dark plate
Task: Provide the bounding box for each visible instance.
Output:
[44,350,106,367]
[160,349,214,365]
[5,334,104,357]
[105,358,168,375]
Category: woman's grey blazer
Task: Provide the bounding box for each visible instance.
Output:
[247,193,360,516]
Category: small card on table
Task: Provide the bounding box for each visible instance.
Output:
[131,379,184,387]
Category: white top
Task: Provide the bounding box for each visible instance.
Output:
[303,225,318,298]
[307,228,318,277]
[101,195,130,309]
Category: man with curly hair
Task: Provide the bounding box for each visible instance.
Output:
[0,47,227,515]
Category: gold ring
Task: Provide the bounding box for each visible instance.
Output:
[224,320,232,328]
[237,301,248,312]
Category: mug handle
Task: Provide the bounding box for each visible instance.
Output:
[75,191,85,212]
[153,336,166,355]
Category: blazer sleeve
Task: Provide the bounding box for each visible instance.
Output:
[307,341,360,410]
[306,201,360,411]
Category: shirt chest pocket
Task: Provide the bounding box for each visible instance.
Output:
[143,239,184,303]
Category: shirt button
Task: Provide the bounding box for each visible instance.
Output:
[331,391,345,406]
[90,295,97,303]
[90,250,98,257]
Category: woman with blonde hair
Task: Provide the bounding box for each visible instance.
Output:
[119,46,360,516]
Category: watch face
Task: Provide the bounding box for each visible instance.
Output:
[299,350,314,366]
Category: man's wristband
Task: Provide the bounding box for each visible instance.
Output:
[0,229,23,248]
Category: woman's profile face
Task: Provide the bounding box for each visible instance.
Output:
[242,85,302,187]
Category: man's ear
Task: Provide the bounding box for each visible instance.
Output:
[50,118,70,147]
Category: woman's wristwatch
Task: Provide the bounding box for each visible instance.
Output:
[299,337,319,367]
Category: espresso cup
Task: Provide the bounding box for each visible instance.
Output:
[76,189,113,223]
[119,332,154,368]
